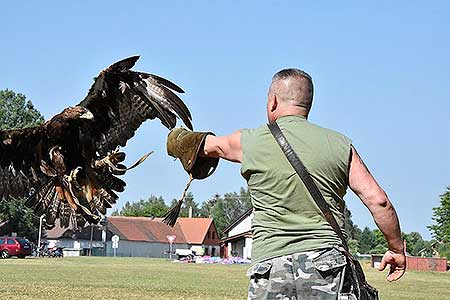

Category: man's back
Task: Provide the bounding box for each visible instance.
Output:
[241,115,352,263]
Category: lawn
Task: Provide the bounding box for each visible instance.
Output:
[0,257,449,300]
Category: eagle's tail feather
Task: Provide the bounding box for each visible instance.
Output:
[162,174,194,227]
[162,199,183,227]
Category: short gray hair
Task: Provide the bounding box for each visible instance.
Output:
[270,68,314,109]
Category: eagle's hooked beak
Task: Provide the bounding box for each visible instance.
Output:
[49,146,63,161]
[79,109,94,120]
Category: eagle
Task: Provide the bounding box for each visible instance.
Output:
[0,56,192,229]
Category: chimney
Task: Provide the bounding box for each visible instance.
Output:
[188,206,193,218]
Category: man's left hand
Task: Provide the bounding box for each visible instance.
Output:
[378,250,406,282]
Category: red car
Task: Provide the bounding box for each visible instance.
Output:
[0,237,32,259]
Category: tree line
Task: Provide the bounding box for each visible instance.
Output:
[111,188,252,237]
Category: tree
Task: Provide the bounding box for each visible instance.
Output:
[199,188,252,238]
[428,187,450,243]
[343,206,361,254]
[0,89,44,130]
[199,193,220,218]
[0,90,45,240]
[178,192,200,217]
[0,199,40,241]
[436,242,450,260]
[372,229,388,254]
[428,187,450,260]
[113,195,168,217]
[344,206,361,240]
[358,227,376,254]
[403,231,433,257]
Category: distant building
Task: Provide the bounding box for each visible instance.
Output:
[220,208,253,259]
[44,216,220,258]
[177,217,220,256]
[44,223,104,256]
[105,216,189,257]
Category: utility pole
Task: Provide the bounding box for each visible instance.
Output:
[89,224,94,256]
[37,215,45,250]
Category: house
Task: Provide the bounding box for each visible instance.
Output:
[105,216,189,257]
[220,208,253,259]
[105,216,220,257]
[44,223,104,256]
[177,217,220,256]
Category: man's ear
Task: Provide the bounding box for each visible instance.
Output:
[269,93,278,112]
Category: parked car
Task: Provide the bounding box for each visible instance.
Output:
[0,237,33,258]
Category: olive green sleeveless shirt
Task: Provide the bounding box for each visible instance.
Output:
[241,115,352,263]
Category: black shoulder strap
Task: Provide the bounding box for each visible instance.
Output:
[268,121,349,251]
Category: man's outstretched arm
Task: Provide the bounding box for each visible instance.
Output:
[348,145,406,282]
[203,130,243,163]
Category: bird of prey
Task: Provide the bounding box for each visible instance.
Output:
[0,56,192,229]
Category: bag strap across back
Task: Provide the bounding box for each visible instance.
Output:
[268,121,349,252]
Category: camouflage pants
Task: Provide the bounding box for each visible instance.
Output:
[247,248,357,300]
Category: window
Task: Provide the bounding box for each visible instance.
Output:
[0,239,4,245]
[212,232,215,239]
[17,238,30,245]
[7,239,16,245]
[206,232,210,239]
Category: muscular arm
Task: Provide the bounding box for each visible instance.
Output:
[349,145,406,281]
[202,130,243,163]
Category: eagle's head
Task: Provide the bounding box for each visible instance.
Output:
[61,106,94,120]
[50,106,94,123]
[47,106,94,132]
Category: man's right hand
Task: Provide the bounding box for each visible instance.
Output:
[378,250,406,282]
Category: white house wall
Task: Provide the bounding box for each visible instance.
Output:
[228,213,253,237]
[244,237,252,259]
[105,240,189,258]
[44,238,103,249]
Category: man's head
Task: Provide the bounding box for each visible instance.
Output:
[267,68,314,122]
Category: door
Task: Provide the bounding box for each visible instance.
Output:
[7,238,19,255]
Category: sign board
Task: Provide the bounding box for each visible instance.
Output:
[166,235,176,244]
[166,235,176,260]
[112,235,120,249]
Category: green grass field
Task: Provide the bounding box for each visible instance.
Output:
[0,257,449,300]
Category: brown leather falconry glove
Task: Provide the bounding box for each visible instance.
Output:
[166,127,219,180]
[163,128,219,226]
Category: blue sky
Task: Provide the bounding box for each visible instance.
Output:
[1,1,449,240]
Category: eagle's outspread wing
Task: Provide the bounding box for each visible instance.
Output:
[0,126,48,201]
[78,56,192,156]
[0,56,193,229]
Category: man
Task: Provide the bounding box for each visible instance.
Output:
[167,69,406,299]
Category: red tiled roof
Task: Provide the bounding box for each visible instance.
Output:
[107,216,187,244]
[176,218,214,244]
[46,223,103,240]
[45,224,68,239]
[46,217,218,245]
